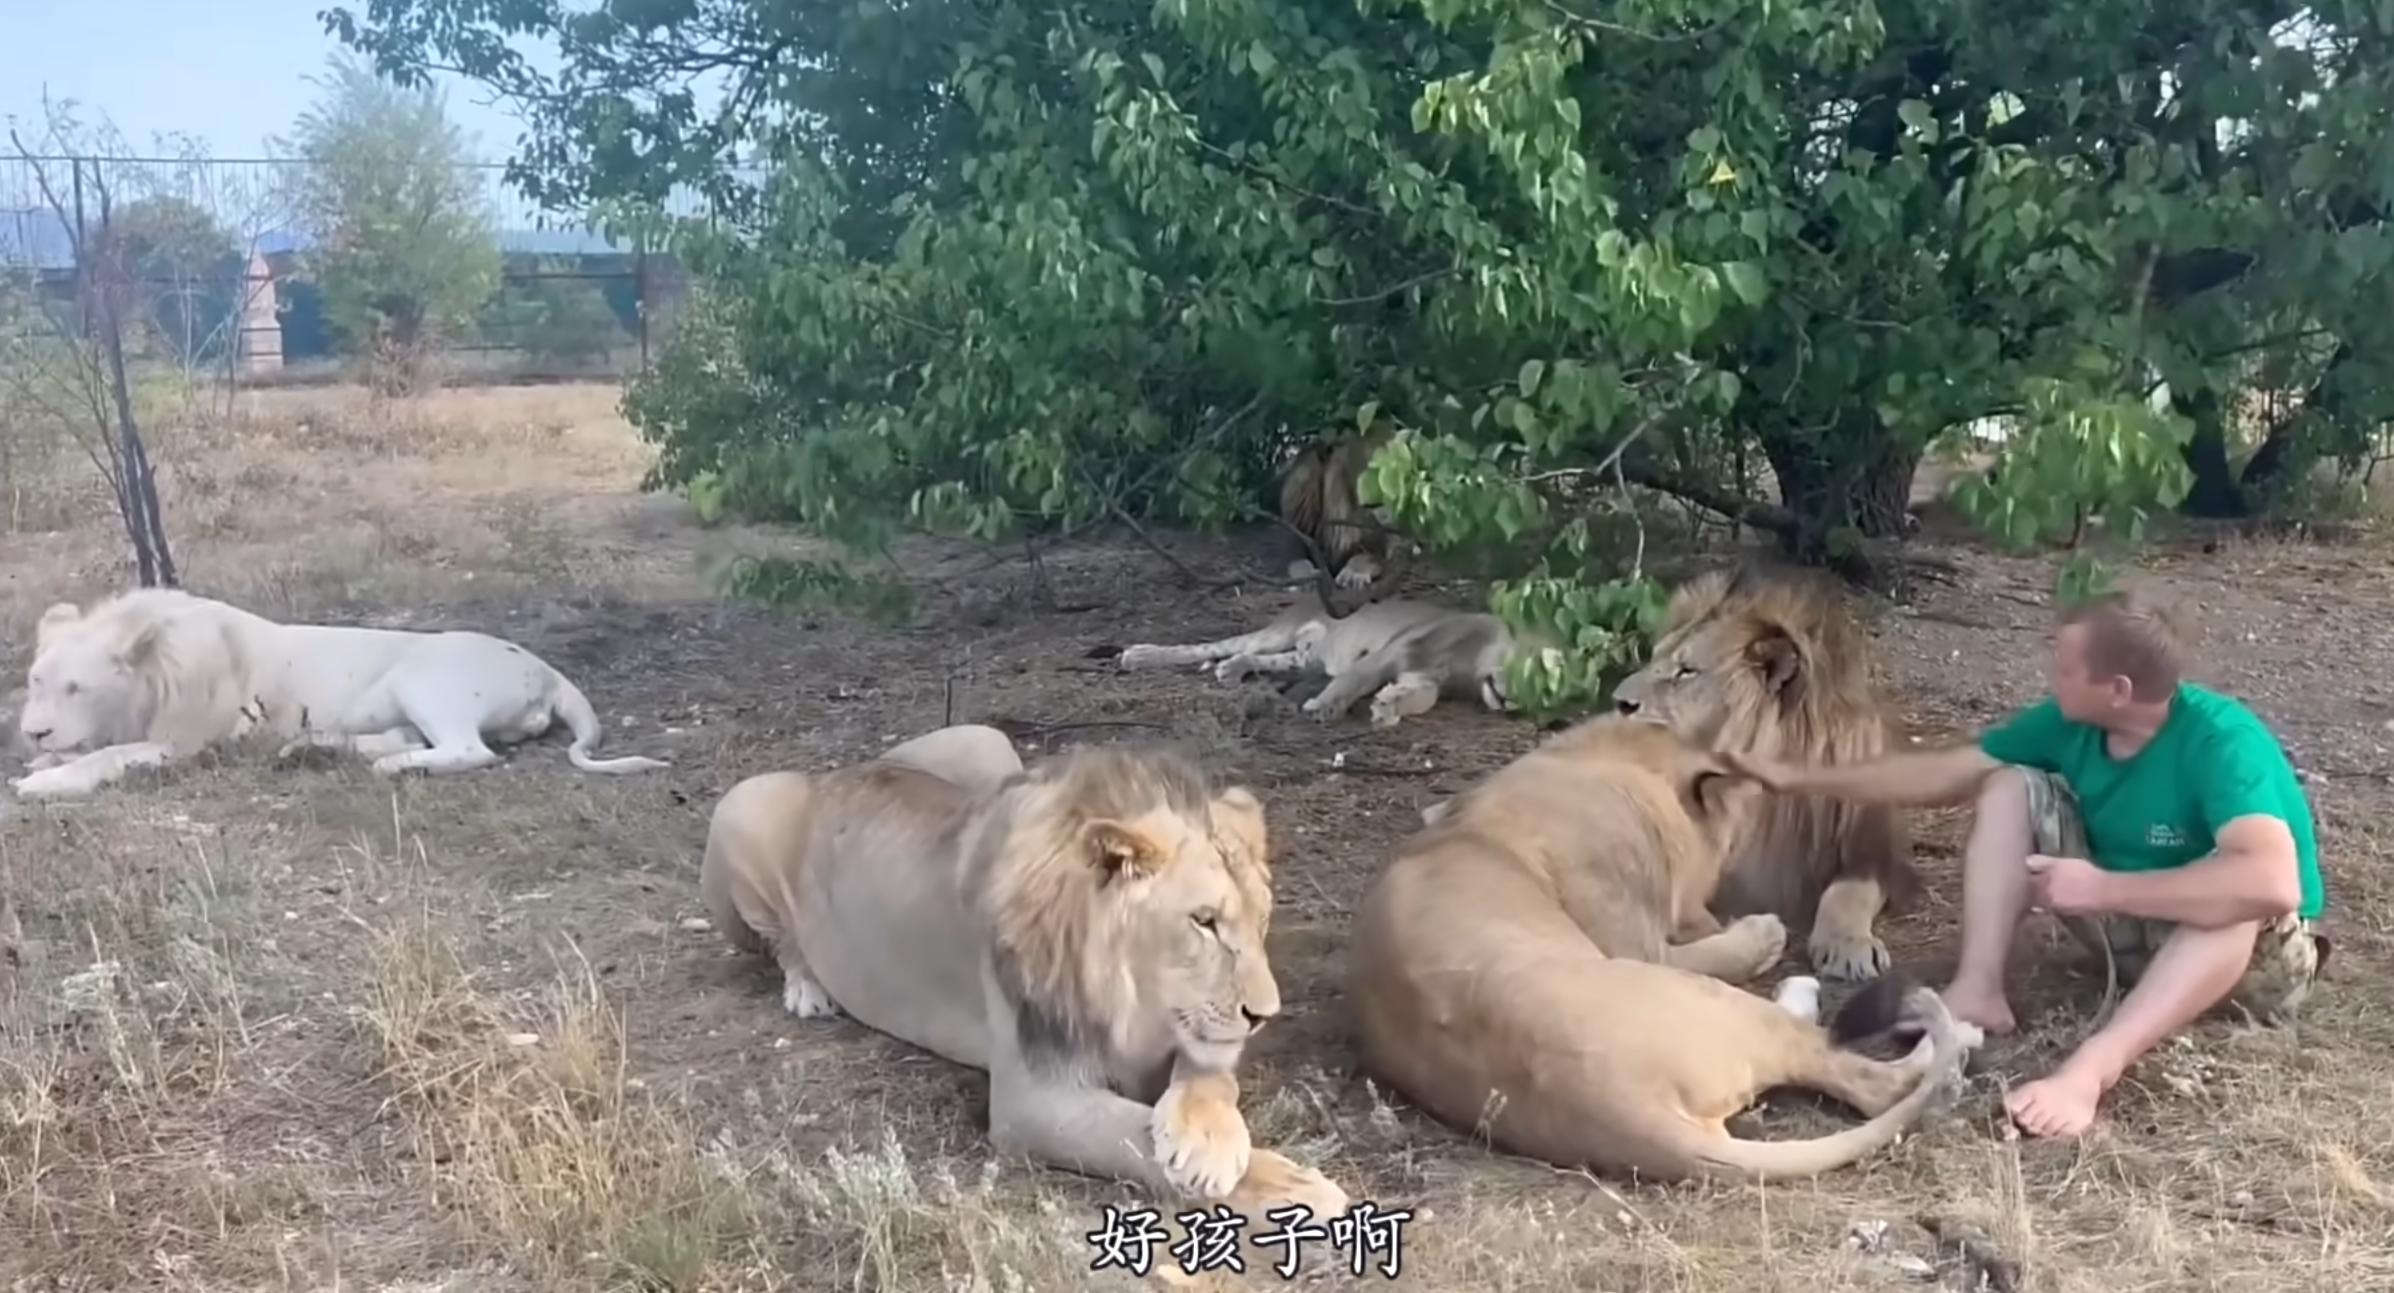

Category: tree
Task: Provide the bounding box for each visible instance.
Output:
[279,53,501,393]
[3,103,179,587]
[97,195,242,366]
[326,0,2394,705]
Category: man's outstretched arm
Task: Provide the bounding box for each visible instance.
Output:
[1728,742,2004,808]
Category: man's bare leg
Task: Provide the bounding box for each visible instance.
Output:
[1942,769,2035,1034]
[2007,920,2257,1138]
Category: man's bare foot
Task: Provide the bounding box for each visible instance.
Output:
[2005,1064,2106,1138]
[1938,981,2017,1035]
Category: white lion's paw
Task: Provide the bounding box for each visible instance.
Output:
[1730,913,1789,976]
[781,970,841,1019]
[1150,1081,1252,1201]
[1335,556,1380,589]
[11,766,84,800]
[1808,927,1892,982]
[1214,657,1252,685]
[1116,645,1167,670]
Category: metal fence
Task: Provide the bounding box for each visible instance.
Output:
[0,152,742,384]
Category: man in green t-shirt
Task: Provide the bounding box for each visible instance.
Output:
[1726,587,2327,1139]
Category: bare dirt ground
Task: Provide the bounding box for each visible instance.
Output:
[2,383,2389,1292]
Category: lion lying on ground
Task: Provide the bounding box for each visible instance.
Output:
[700,724,1347,1219]
[1115,591,1534,728]
[1609,563,1916,981]
[11,588,667,800]
[1349,714,1967,1182]
[1275,427,1400,589]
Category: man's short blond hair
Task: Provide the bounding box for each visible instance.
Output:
[2059,586,2185,702]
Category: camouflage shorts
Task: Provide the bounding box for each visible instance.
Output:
[2017,767,2328,1023]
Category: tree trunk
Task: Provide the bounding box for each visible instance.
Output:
[2177,388,2248,518]
[1759,421,1920,572]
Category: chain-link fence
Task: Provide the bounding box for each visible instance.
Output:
[0,152,726,386]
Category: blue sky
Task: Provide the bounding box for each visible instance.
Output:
[2,0,541,160]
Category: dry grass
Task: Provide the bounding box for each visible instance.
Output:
[3,379,2392,1290]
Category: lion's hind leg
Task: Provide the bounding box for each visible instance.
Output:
[1215,648,1310,684]
[278,727,428,761]
[1118,622,1305,672]
[368,672,506,775]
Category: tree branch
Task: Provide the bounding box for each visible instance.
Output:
[1617,460,1797,535]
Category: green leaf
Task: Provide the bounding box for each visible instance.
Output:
[1721,260,1767,306]
[1248,42,1277,77]
[1518,357,1546,398]
[1897,98,1932,133]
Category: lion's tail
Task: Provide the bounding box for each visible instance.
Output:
[1686,986,1964,1183]
[550,671,671,774]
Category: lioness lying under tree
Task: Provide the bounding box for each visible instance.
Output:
[1115,592,1536,728]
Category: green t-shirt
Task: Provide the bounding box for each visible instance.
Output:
[1978,682,2324,919]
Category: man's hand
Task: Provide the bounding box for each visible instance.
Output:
[1719,750,1797,793]
[2024,853,2114,916]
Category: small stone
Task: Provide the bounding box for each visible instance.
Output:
[505,1033,540,1047]
[679,917,714,933]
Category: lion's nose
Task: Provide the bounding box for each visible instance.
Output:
[1614,696,1640,715]
[22,727,49,743]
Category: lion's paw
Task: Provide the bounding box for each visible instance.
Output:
[780,970,841,1019]
[1335,556,1380,590]
[1729,913,1789,977]
[1116,645,1169,671]
[1808,927,1891,982]
[1151,1081,1252,1201]
[11,766,84,800]
[1214,657,1253,685]
[1226,1148,1348,1221]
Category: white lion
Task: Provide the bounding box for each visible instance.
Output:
[12,588,668,800]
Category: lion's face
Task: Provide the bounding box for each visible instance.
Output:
[17,604,152,753]
[1611,610,1805,746]
[1099,788,1280,1071]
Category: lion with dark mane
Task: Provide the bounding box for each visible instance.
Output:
[700,724,1346,1220]
[1275,427,1397,589]
[1610,563,1916,980]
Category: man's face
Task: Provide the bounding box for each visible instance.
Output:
[2050,623,2130,722]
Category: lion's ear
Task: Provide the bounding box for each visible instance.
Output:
[1746,627,1806,700]
[113,620,167,671]
[1209,786,1270,872]
[35,602,81,648]
[1085,818,1170,884]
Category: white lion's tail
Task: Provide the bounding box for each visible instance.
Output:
[551,671,670,774]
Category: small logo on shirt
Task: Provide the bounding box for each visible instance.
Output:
[2146,823,2188,849]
